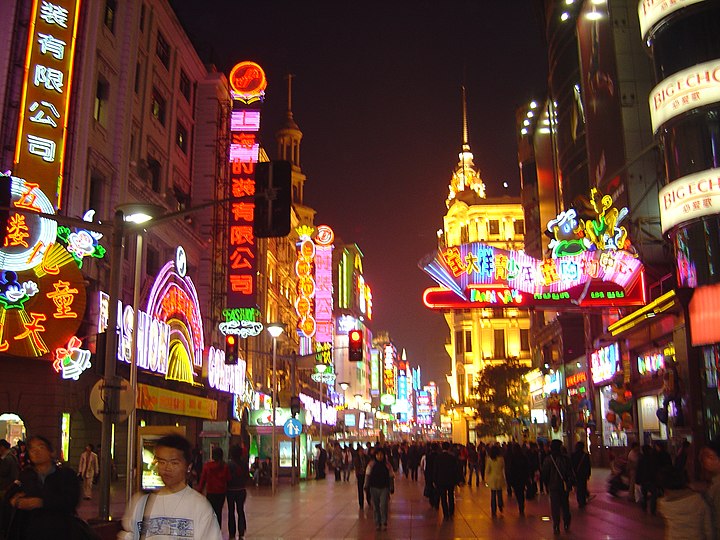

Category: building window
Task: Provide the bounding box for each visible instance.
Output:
[494,329,506,359]
[146,245,159,276]
[176,121,188,153]
[492,308,504,318]
[104,0,116,32]
[465,330,473,353]
[147,157,161,192]
[151,88,166,125]
[461,224,469,244]
[93,77,109,126]
[520,329,530,351]
[134,62,141,94]
[458,372,466,403]
[489,220,500,235]
[88,173,105,215]
[156,31,170,68]
[179,70,191,102]
[455,330,464,356]
[467,374,474,394]
[173,186,189,211]
[514,219,525,235]
[139,3,146,32]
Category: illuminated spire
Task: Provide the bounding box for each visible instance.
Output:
[276,73,302,168]
[447,86,486,207]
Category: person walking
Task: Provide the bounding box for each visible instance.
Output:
[342,445,352,482]
[315,444,327,480]
[657,465,713,540]
[197,446,230,528]
[571,441,591,508]
[353,446,369,509]
[700,438,720,537]
[507,443,529,515]
[485,445,506,517]
[6,435,80,540]
[364,448,394,531]
[467,443,480,487]
[332,443,343,482]
[542,439,575,535]
[0,439,20,538]
[408,444,420,481]
[226,444,248,540]
[433,442,459,520]
[626,442,641,502]
[77,444,99,500]
[120,434,221,539]
[637,444,659,514]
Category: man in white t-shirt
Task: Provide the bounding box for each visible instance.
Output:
[119,434,221,540]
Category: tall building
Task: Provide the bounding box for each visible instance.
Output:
[426,90,530,445]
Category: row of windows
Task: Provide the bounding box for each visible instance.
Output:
[455,328,530,358]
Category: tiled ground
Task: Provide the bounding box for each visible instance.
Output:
[80,468,666,539]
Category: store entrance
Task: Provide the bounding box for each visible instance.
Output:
[0,413,26,446]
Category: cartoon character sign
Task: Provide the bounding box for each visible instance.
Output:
[606,372,633,430]
[547,209,587,258]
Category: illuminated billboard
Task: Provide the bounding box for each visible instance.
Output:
[295,226,316,339]
[14,0,82,209]
[421,190,645,310]
[226,61,265,309]
[314,225,334,342]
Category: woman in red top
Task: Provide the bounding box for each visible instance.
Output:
[197,446,230,526]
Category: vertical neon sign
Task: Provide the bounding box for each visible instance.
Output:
[296,226,316,338]
[226,61,266,308]
[314,225,334,342]
[14,0,82,209]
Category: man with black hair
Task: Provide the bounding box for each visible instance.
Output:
[542,439,575,535]
[700,438,720,537]
[120,434,221,540]
[433,442,459,520]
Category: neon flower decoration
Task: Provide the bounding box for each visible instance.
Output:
[53,336,91,380]
[56,210,106,266]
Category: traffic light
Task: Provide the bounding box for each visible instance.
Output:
[254,160,292,238]
[225,334,239,365]
[348,330,363,362]
[290,396,301,418]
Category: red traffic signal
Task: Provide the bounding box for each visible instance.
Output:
[348,330,363,362]
[225,334,239,365]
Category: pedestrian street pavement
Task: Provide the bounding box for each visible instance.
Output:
[232,469,665,540]
[77,468,666,539]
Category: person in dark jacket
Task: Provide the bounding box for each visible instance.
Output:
[571,441,592,508]
[541,440,575,535]
[226,444,249,539]
[364,448,394,531]
[507,443,530,515]
[637,444,659,514]
[353,446,370,509]
[423,443,440,509]
[433,442,459,520]
[7,435,80,540]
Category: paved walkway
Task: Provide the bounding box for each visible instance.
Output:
[79,469,666,539]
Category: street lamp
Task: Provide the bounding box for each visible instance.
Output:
[98,203,163,520]
[267,322,284,496]
[339,381,349,406]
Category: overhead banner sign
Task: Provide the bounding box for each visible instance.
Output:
[650,58,720,133]
[14,0,82,209]
[659,167,720,233]
[421,190,645,309]
[137,383,217,420]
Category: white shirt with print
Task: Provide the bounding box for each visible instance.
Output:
[119,486,221,539]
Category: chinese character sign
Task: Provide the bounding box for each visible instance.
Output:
[296,228,316,339]
[226,61,265,309]
[314,225,334,342]
[14,0,82,209]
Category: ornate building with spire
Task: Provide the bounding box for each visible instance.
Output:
[440,89,531,444]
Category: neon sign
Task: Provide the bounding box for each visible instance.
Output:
[383,343,396,397]
[591,343,620,384]
[295,226,316,338]
[219,308,263,337]
[227,61,264,309]
[638,351,665,376]
[53,335,90,380]
[14,0,81,210]
[566,371,587,387]
[207,346,247,394]
[314,225,333,342]
[56,209,105,266]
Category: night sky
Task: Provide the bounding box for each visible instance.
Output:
[170,1,548,399]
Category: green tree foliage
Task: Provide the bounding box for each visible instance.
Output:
[472,358,531,438]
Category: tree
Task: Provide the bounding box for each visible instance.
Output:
[472,358,531,438]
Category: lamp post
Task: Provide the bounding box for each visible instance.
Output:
[98,203,163,519]
[267,322,284,496]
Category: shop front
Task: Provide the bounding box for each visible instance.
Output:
[633,345,673,445]
[591,342,632,450]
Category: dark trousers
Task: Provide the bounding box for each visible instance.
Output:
[549,490,571,530]
[511,482,525,513]
[438,485,455,517]
[468,463,480,486]
[576,479,588,507]
[491,489,504,515]
[334,467,342,481]
[356,475,366,508]
[207,493,226,526]
[641,483,658,515]
[410,466,418,481]
[227,489,247,537]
